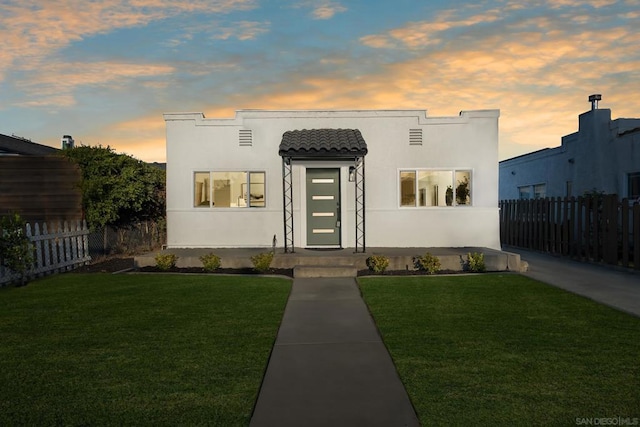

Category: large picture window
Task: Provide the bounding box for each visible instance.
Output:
[194,171,265,208]
[400,169,471,207]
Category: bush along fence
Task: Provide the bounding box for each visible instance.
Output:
[500,195,640,270]
[0,220,91,286]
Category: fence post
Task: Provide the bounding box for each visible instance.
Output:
[82,220,90,262]
[536,198,544,251]
[499,200,504,244]
[562,197,569,255]
[591,197,600,261]
[523,199,529,249]
[634,203,640,270]
[25,223,35,277]
[43,223,52,271]
[51,222,59,273]
[621,198,630,267]
[576,197,583,260]
[35,223,44,275]
[62,221,69,268]
[568,197,576,257]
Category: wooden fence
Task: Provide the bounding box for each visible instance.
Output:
[500,195,640,270]
[0,220,91,286]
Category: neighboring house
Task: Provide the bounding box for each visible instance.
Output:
[164,109,500,251]
[0,134,82,223]
[499,95,640,201]
[0,133,59,156]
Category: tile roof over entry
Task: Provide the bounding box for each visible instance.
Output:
[279,129,368,158]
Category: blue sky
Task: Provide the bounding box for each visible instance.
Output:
[1,0,638,162]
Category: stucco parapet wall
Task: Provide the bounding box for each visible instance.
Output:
[163,109,499,126]
[612,118,640,136]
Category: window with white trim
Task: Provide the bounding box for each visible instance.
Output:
[194,171,265,208]
[399,169,472,207]
[518,183,546,200]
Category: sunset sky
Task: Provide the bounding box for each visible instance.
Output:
[1,0,638,163]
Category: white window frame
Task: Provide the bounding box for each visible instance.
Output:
[398,168,473,208]
[193,170,266,209]
[518,183,546,200]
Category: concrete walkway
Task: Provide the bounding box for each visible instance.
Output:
[250,277,420,427]
[510,248,640,317]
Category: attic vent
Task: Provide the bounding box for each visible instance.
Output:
[239,129,253,146]
[409,129,423,145]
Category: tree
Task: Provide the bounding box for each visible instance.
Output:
[62,146,165,230]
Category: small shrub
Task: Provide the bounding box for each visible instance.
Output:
[414,252,441,274]
[467,252,486,272]
[200,253,221,272]
[155,253,178,271]
[366,255,390,274]
[251,252,274,273]
[0,213,34,285]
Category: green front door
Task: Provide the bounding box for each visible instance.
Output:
[306,168,341,246]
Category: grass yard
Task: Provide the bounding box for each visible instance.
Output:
[0,274,291,426]
[359,274,640,425]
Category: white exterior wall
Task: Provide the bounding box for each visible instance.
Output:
[165,109,501,249]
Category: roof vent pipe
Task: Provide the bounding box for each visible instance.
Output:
[588,94,602,111]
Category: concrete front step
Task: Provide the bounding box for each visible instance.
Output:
[293,266,358,278]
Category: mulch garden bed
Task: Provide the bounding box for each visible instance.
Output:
[137,266,295,277]
[73,257,472,277]
[72,257,136,274]
[73,257,294,277]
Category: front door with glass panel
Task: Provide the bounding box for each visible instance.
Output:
[306,168,341,246]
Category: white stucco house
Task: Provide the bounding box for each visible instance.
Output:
[499,95,640,201]
[164,108,501,252]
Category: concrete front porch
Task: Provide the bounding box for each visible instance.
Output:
[135,247,524,277]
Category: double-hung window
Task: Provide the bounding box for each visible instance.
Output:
[194,171,265,208]
[400,169,472,207]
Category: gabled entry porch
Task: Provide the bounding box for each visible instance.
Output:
[279,129,368,253]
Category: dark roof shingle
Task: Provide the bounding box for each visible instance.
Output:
[279,129,367,158]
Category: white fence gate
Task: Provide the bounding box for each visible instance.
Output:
[0,221,91,286]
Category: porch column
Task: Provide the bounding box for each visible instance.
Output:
[355,156,366,253]
[282,157,294,253]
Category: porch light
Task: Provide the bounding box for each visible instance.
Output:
[349,166,356,182]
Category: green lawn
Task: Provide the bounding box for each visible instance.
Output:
[0,274,291,426]
[359,274,640,425]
